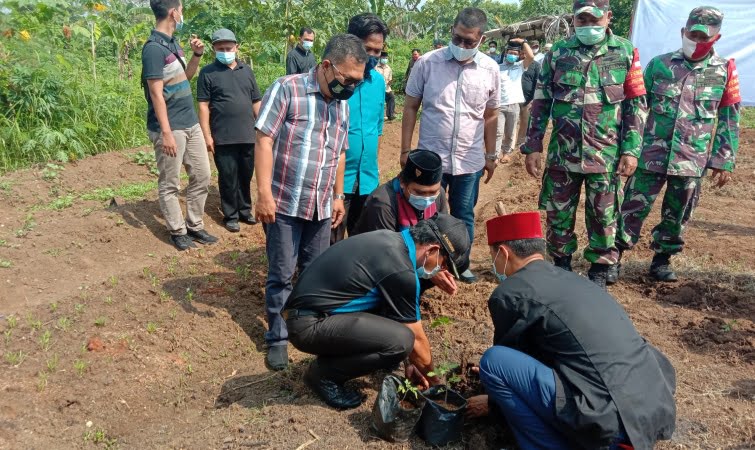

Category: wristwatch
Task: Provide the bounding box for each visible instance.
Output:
[334,193,346,200]
[485,153,498,161]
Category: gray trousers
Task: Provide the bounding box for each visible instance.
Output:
[149,124,210,235]
[263,213,331,346]
[495,103,520,157]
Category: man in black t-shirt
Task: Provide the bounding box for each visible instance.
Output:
[142,0,217,251]
[285,214,470,409]
[285,27,317,75]
[464,211,676,450]
[197,28,262,232]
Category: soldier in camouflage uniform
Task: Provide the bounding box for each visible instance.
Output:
[521,0,648,289]
[616,6,741,282]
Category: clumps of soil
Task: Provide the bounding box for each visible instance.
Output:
[679,316,755,364]
[657,280,755,317]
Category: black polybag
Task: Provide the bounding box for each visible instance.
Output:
[417,386,468,446]
[370,375,426,442]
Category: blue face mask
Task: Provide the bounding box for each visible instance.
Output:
[417,249,441,279]
[302,40,313,51]
[216,51,236,65]
[408,193,438,211]
[505,54,518,64]
[175,13,184,32]
[492,248,508,283]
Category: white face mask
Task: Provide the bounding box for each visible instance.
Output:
[449,39,481,62]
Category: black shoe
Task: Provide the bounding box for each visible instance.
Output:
[588,263,609,290]
[240,216,257,225]
[649,253,678,282]
[224,221,240,233]
[304,364,364,410]
[170,234,197,251]
[265,345,288,371]
[553,256,573,272]
[459,269,478,284]
[606,263,620,285]
[187,229,218,245]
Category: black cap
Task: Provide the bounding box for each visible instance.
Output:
[380,51,388,57]
[402,149,442,185]
[427,213,471,279]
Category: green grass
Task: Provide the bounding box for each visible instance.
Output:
[81,181,158,202]
[741,107,755,129]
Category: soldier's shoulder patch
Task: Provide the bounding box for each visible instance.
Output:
[720,59,741,107]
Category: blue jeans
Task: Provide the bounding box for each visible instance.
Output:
[441,169,483,243]
[263,213,331,346]
[480,346,629,450]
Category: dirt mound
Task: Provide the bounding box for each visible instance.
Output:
[680,316,755,364]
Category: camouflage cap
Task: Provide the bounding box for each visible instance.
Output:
[573,0,610,18]
[686,6,723,36]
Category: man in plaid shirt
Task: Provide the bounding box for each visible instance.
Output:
[254,34,368,370]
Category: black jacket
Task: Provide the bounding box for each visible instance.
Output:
[488,260,676,450]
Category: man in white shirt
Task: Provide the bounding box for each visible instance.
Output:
[532,40,545,64]
[496,38,534,164]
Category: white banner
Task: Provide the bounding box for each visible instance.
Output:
[631,0,755,106]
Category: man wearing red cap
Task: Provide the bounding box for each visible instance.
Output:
[465,211,677,449]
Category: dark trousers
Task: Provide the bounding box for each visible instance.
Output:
[287,312,415,383]
[213,143,254,223]
[385,92,396,120]
[263,213,331,346]
[330,193,368,244]
[441,169,484,244]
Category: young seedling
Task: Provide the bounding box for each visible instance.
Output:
[185,287,194,303]
[26,313,42,330]
[73,359,87,376]
[94,317,107,327]
[108,275,118,288]
[146,322,158,334]
[103,296,113,305]
[39,329,52,351]
[0,258,11,268]
[74,303,85,315]
[37,371,48,391]
[47,354,59,372]
[427,362,462,404]
[57,317,72,331]
[721,320,738,332]
[396,378,421,402]
[5,350,26,366]
[49,302,58,313]
[6,316,17,330]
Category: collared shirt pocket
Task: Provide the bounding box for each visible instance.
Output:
[694,85,723,119]
[552,68,585,103]
[650,81,681,116]
[600,66,627,104]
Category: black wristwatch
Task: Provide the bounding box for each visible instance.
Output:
[193,52,203,57]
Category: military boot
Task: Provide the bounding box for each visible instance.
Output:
[607,251,623,286]
[553,255,572,272]
[649,253,678,282]
[588,263,610,290]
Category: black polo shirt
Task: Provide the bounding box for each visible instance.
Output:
[285,45,316,75]
[521,60,540,105]
[196,60,262,145]
[286,230,421,323]
[489,260,676,450]
[352,177,448,235]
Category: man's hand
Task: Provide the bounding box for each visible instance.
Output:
[161,130,177,157]
[617,155,638,177]
[331,198,345,229]
[524,152,541,178]
[430,270,457,295]
[710,168,732,188]
[255,191,276,224]
[483,159,497,184]
[405,364,430,390]
[509,37,525,45]
[465,395,490,419]
[189,36,204,56]
[400,150,410,168]
[205,135,214,154]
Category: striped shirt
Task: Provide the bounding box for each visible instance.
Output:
[256,68,349,221]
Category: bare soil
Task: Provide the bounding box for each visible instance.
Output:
[0,123,753,449]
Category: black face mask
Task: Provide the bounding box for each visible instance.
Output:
[327,66,356,101]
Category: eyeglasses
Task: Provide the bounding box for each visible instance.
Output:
[331,63,363,88]
[451,34,481,48]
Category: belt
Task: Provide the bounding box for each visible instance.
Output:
[283,308,327,320]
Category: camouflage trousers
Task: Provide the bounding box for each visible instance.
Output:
[539,168,621,264]
[617,168,701,255]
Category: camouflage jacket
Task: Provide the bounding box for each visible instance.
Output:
[639,50,741,177]
[522,31,648,174]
